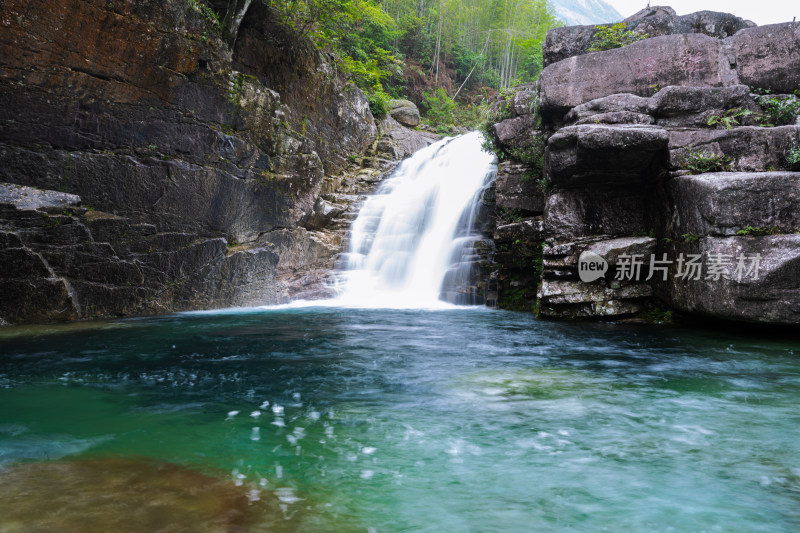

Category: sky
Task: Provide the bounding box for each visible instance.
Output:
[605,1,798,26]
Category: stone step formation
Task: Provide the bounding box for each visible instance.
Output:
[487,7,800,325]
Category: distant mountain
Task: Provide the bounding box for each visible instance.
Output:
[548,0,624,26]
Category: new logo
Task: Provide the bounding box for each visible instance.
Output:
[578,252,608,282]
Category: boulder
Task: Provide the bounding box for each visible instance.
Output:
[543,7,754,67]
[495,162,546,213]
[494,218,545,242]
[374,115,440,160]
[509,85,539,117]
[727,23,800,94]
[584,236,657,265]
[564,93,655,125]
[667,126,800,172]
[544,189,649,238]
[538,279,653,305]
[493,115,540,148]
[389,99,421,127]
[546,124,669,187]
[662,172,800,237]
[653,85,753,117]
[537,278,651,318]
[656,236,800,325]
[627,8,754,39]
[539,33,740,124]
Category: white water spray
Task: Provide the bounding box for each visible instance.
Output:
[336,131,496,308]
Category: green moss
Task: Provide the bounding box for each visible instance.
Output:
[753,92,800,126]
[706,108,754,130]
[588,23,648,52]
[186,0,220,30]
[682,149,731,174]
[736,225,780,236]
[637,308,674,325]
[786,147,800,169]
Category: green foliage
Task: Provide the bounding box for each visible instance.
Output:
[497,207,524,224]
[452,102,490,130]
[421,88,456,126]
[588,23,648,52]
[736,225,780,236]
[227,72,256,106]
[786,147,800,168]
[264,0,561,111]
[753,93,800,126]
[682,149,731,174]
[366,88,392,118]
[681,233,699,243]
[637,308,674,325]
[187,0,220,29]
[706,108,754,130]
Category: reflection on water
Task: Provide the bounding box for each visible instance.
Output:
[0,308,799,531]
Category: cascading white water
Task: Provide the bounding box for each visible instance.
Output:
[336,131,496,307]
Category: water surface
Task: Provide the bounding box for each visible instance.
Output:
[1,307,798,531]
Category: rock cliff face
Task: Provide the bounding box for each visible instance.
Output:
[489,8,800,326]
[0,0,434,325]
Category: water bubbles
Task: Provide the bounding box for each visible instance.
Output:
[259,400,270,409]
[250,410,261,418]
[232,468,247,486]
[360,470,375,480]
[271,404,284,416]
[275,463,283,479]
[292,392,302,402]
[274,487,303,504]
[309,411,321,421]
[225,411,239,420]
[250,427,260,441]
[362,446,377,455]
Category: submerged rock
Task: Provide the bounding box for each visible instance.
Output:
[0,458,259,532]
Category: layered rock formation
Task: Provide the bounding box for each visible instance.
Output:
[489,8,800,325]
[0,0,435,325]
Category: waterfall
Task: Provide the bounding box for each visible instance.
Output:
[336,131,496,308]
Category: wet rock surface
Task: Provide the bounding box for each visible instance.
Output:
[492,8,800,325]
[0,0,441,325]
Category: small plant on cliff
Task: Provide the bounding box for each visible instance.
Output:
[753,92,800,126]
[706,108,754,130]
[588,23,648,52]
[736,225,780,236]
[187,0,220,29]
[785,147,800,169]
[682,149,731,174]
[638,307,674,325]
